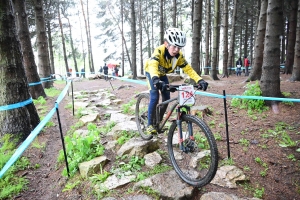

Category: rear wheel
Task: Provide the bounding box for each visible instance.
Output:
[135,93,153,140]
[167,114,218,187]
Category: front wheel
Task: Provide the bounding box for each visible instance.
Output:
[135,93,153,140]
[167,114,218,187]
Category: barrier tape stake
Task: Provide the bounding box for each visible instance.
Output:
[108,76,114,91]
[223,90,230,158]
[55,104,70,177]
[71,81,74,116]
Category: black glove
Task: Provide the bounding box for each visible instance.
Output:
[197,79,208,91]
[152,76,167,92]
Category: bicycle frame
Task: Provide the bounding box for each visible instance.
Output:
[154,93,195,151]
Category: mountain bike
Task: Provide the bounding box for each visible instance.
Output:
[135,84,218,187]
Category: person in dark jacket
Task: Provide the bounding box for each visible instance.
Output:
[103,63,109,81]
[236,57,242,76]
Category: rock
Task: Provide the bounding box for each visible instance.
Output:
[134,170,194,200]
[117,137,160,157]
[211,165,246,188]
[200,192,261,200]
[144,151,162,167]
[95,174,136,191]
[78,156,109,178]
[80,113,100,124]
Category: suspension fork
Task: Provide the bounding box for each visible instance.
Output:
[176,106,184,150]
[177,106,194,151]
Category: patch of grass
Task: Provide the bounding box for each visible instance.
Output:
[239,138,250,147]
[116,130,138,145]
[57,123,105,177]
[65,103,73,109]
[213,132,222,141]
[254,187,265,198]
[75,107,85,119]
[121,99,136,115]
[287,154,296,162]
[219,157,235,166]
[31,138,45,150]
[231,81,268,112]
[243,165,251,171]
[33,96,47,105]
[44,87,62,97]
[62,180,81,192]
[0,135,30,199]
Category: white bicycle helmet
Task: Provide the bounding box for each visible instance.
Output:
[164,28,186,48]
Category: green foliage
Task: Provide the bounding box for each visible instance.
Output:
[219,157,235,166]
[213,132,222,141]
[287,154,296,162]
[194,134,209,149]
[75,107,85,119]
[116,130,138,145]
[57,123,105,177]
[98,121,116,135]
[33,96,47,105]
[89,167,111,184]
[121,99,136,114]
[243,165,251,171]
[239,138,250,147]
[255,157,268,177]
[62,180,81,192]
[231,81,268,112]
[44,87,62,97]
[0,135,30,199]
[254,187,265,198]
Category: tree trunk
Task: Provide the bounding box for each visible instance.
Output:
[191,0,202,75]
[248,0,267,81]
[107,5,132,71]
[57,8,69,76]
[12,0,46,99]
[130,0,137,79]
[121,0,125,76]
[66,17,79,77]
[0,0,40,143]
[210,0,220,80]
[290,0,300,81]
[80,0,92,73]
[172,0,177,27]
[86,0,95,73]
[227,0,238,76]
[139,1,143,75]
[244,9,249,58]
[222,0,229,78]
[46,21,55,75]
[160,0,164,44]
[78,11,86,74]
[34,0,52,88]
[284,0,298,74]
[260,0,283,105]
[204,0,211,75]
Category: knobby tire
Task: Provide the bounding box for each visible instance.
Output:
[167,114,218,187]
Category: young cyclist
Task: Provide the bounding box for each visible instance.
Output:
[144,27,208,136]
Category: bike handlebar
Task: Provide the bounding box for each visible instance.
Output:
[165,84,203,92]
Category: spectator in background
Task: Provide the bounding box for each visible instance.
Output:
[244,56,250,76]
[103,63,108,81]
[236,57,242,76]
[99,66,103,74]
[114,67,119,77]
[81,68,85,78]
[67,68,72,77]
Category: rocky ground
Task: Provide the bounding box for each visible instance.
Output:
[14,73,300,200]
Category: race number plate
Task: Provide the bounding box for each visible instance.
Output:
[179,85,195,106]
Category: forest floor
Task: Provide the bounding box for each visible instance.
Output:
[14,73,300,200]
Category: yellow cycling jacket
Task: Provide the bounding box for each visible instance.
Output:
[144,44,202,83]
